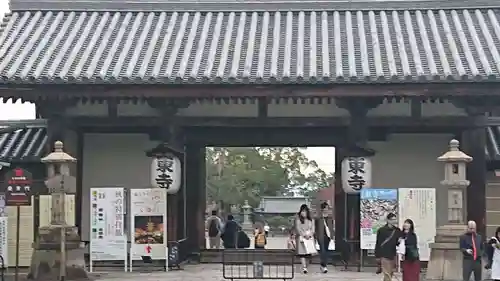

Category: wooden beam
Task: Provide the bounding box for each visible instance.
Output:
[411,98,422,118]
[257,97,268,118]
[4,83,500,101]
[107,99,118,118]
[72,116,477,128]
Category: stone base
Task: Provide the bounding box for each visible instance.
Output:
[28,225,90,281]
[425,224,466,281]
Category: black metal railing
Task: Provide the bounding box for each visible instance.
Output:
[222,249,294,281]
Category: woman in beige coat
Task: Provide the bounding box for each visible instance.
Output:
[294,204,315,274]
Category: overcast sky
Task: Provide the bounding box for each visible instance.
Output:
[0,0,335,173]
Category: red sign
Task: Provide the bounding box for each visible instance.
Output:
[3,168,32,206]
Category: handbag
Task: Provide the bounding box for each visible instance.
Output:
[302,238,318,255]
[315,240,336,251]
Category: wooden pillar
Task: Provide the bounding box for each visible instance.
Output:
[185,143,206,252]
[334,150,345,243]
[462,117,487,235]
[335,97,382,252]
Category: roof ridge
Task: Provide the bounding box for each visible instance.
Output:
[9,0,500,12]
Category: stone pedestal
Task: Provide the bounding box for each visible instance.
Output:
[426,224,466,281]
[28,225,89,281]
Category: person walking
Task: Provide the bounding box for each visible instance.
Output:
[460,220,483,281]
[401,219,420,281]
[486,226,500,281]
[205,210,222,249]
[294,204,316,274]
[375,213,402,281]
[315,202,335,273]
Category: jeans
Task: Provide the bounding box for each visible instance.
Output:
[318,236,330,267]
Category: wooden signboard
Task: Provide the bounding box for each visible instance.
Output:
[4,168,32,206]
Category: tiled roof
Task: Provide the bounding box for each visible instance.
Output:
[0,120,48,163]
[2,9,500,84]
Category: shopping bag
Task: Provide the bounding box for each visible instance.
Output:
[303,238,318,255]
[315,240,336,251]
[397,239,405,255]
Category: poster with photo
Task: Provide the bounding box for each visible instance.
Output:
[89,187,127,272]
[360,189,398,250]
[129,188,167,265]
[398,188,436,261]
[0,194,7,266]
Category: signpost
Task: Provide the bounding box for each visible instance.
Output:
[89,187,127,272]
[129,188,167,272]
[3,168,32,281]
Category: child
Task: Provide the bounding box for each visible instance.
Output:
[254,224,267,249]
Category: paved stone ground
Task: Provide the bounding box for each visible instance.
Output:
[92,264,394,281]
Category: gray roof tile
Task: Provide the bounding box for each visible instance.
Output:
[2,9,500,84]
[0,121,48,162]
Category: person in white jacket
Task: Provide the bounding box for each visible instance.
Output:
[487,226,500,281]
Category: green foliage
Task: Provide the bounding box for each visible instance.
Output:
[206,147,334,208]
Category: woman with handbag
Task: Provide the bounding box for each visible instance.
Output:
[294,204,316,274]
[401,219,420,281]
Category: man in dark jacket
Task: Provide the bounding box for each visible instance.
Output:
[460,220,483,281]
[221,215,240,249]
[315,202,335,273]
[375,213,402,281]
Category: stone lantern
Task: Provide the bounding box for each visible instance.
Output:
[28,141,88,281]
[426,139,472,281]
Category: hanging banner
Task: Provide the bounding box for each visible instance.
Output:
[360,189,398,250]
[129,188,167,268]
[398,188,436,261]
[0,194,7,267]
[89,187,127,272]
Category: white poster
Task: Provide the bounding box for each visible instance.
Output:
[398,188,436,261]
[129,188,167,265]
[0,194,7,267]
[89,187,127,271]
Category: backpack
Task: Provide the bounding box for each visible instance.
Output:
[208,218,219,237]
[255,232,266,247]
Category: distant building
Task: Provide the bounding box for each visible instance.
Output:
[255,196,310,216]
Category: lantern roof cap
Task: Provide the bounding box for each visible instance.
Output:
[437,139,472,162]
[146,142,184,158]
[41,141,77,163]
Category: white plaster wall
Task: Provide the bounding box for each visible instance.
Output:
[81,133,158,241]
[369,134,452,226]
[80,133,452,240]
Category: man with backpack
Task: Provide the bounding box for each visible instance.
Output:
[206,210,222,249]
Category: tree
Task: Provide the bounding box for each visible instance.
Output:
[206,147,289,207]
[206,147,333,207]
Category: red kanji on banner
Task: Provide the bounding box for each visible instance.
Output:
[146,245,152,254]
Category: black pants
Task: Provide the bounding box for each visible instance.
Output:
[462,259,481,281]
[318,236,330,267]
